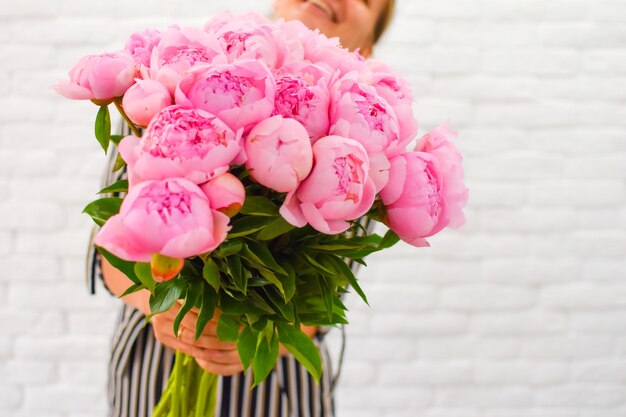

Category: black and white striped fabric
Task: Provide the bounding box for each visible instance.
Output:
[103,303,336,417]
[86,138,338,417]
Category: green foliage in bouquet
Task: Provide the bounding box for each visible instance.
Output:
[87,171,399,386]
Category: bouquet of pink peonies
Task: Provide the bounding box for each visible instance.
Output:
[54,11,468,417]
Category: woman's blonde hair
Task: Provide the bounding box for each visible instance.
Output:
[373,0,395,44]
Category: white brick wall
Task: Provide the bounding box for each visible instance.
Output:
[1,0,625,415]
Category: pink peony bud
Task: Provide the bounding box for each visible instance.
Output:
[94,178,231,262]
[52,51,137,101]
[280,135,376,234]
[245,116,313,193]
[122,79,172,127]
[200,172,246,217]
[150,253,184,282]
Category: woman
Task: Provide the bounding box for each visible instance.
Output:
[91,1,396,416]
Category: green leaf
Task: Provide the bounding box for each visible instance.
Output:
[253,328,279,386]
[326,255,368,305]
[110,134,124,145]
[217,314,240,342]
[250,316,268,333]
[281,262,297,302]
[243,241,286,275]
[174,280,201,337]
[202,258,220,291]
[228,216,275,238]
[95,105,111,153]
[305,243,366,252]
[96,247,139,285]
[319,275,334,322]
[257,216,295,240]
[262,286,295,323]
[134,262,156,293]
[303,253,334,274]
[83,197,123,226]
[299,312,348,326]
[98,179,128,195]
[220,296,272,315]
[240,196,279,217]
[237,326,256,370]
[214,239,243,258]
[120,283,145,297]
[226,255,246,294]
[277,322,322,381]
[149,278,187,315]
[255,266,285,298]
[379,228,400,249]
[113,152,126,171]
[195,285,217,340]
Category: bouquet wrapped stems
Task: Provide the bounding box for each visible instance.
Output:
[153,351,218,417]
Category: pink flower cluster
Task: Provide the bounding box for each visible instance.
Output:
[56,12,467,270]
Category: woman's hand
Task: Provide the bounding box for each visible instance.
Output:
[152,303,320,375]
[151,304,245,376]
[103,254,319,374]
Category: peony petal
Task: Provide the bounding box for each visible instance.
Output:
[51,80,94,100]
[159,227,216,258]
[94,215,152,262]
[379,154,407,206]
[279,191,307,227]
[300,202,350,234]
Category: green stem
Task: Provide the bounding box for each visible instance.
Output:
[205,373,218,417]
[113,98,142,137]
[195,371,210,417]
[172,351,185,417]
[195,370,218,417]
[182,355,193,417]
[152,387,172,417]
[153,364,175,417]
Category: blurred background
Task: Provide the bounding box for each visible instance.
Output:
[1,0,626,416]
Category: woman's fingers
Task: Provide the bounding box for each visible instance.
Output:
[194,347,241,366]
[195,357,244,376]
[177,326,237,350]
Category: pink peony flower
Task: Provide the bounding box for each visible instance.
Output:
[273,63,332,141]
[245,116,313,193]
[146,25,226,94]
[125,28,162,68]
[414,124,468,228]
[366,59,418,152]
[329,73,400,157]
[122,79,172,127]
[175,60,276,133]
[211,21,295,69]
[380,133,467,247]
[203,11,272,34]
[52,51,136,101]
[119,105,242,186]
[94,178,230,262]
[329,74,403,190]
[200,172,245,217]
[280,135,376,234]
